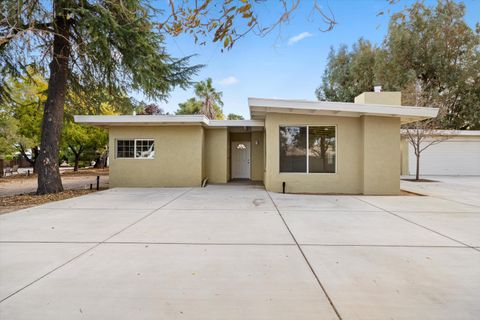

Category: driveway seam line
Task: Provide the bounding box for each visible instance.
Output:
[0,241,470,248]
[266,191,343,320]
[355,197,480,253]
[0,188,193,304]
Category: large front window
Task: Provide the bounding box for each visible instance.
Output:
[280,126,336,173]
[116,139,155,159]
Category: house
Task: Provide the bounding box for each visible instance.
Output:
[75,91,438,195]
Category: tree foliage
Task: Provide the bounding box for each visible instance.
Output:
[194,78,224,119]
[159,0,337,50]
[227,113,244,120]
[1,0,201,193]
[176,97,224,120]
[62,122,108,171]
[176,78,225,119]
[0,111,18,157]
[1,69,46,168]
[137,103,166,115]
[316,38,378,102]
[316,0,480,130]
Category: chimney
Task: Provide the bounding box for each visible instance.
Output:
[354,87,402,106]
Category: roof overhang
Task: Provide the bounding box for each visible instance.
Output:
[208,120,264,128]
[400,129,480,137]
[248,97,439,124]
[74,115,265,128]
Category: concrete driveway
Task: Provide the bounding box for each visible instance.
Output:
[1,179,479,319]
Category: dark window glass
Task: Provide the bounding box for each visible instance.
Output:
[279,126,307,172]
[117,140,134,158]
[309,126,336,173]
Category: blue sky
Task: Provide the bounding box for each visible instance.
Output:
[146,0,480,119]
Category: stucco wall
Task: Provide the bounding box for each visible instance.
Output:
[251,131,265,181]
[362,116,400,195]
[204,128,228,183]
[264,113,363,194]
[109,126,203,187]
[354,92,402,106]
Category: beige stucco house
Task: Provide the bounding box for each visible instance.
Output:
[75,91,437,195]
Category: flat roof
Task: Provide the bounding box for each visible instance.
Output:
[75,97,440,127]
[74,115,265,128]
[248,97,439,124]
[400,129,480,136]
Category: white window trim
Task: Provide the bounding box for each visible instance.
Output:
[116,138,155,160]
[278,125,337,175]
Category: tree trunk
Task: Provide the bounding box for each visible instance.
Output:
[415,153,420,181]
[36,4,70,194]
[73,155,80,172]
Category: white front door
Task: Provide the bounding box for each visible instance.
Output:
[231,141,251,179]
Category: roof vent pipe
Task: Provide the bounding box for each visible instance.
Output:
[374,85,382,93]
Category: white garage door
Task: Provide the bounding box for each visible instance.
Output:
[408,140,480,175]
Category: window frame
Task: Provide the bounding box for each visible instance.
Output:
[115,138,155,160]
[278,125,337,175]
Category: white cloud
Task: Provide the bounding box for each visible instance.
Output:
[217,76,239,86]
[288,32,313,45]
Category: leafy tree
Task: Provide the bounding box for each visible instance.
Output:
[227,113,245,120]
[0,111,19,158]
[194,78,224,119]
[176,95,224,120]
[138,103,165,115]
[316,0,480,130]
[176,98,203,115]
[2,70,47,170]
[316,39,380,102]
[380,0,480,129]
[1,0,200,194]
[62,122,107,171]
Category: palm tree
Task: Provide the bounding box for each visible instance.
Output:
[194,78,223,120]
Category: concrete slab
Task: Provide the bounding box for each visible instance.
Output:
[282,211,459,246]
[0,244,338,320]
[108,210,294,244]
[0,243,92,301]
[358,196,479,213]
[40,188,189,210]
[394,211,480,247]
[269,193,381,211]
[303,246,480,320]
[0,208,151,242]
[401,176,480,208]
[164,185,276,211]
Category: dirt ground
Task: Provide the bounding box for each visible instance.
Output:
[0,168,109,214]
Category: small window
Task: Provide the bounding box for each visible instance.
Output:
[116,139,155,159]
[117,140,135,158]
[135,139,155,159]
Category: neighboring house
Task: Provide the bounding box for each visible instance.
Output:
[75,91,437,195]
[401,130,480,176]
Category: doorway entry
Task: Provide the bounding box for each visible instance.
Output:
[231,141,251,179]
